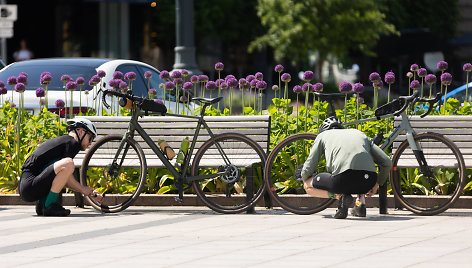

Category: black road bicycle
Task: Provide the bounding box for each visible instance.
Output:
[264,90,466,215]
[80,90,266,214]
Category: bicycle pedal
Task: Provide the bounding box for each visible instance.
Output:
[174,197,184,203]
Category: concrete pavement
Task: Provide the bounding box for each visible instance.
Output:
[1,205,471,267]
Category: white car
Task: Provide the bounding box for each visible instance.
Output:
[0,58,197,116]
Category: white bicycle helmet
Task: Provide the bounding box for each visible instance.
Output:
[319,116,343,133]
[67,118,98,140]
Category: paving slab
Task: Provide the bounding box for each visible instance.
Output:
[1,205,471,267]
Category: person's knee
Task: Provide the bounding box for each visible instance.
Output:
[55,157,75,174]
[303,178,313,192]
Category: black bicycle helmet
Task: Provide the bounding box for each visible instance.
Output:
[319,116,343,133]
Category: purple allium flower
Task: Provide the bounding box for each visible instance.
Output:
[14,83,25,93]
[215,62,224,71]
[55,99,65,108]
[40,75,51,85]
[281,73,291,83]
[374,80,384,89]
[437,61,448,72]
[206,81,217,91]
[0,81,4,88]
[171,70,182,79]
[66,81,78,91]
[339,81,352,93]
[61,75,71,83]
[255,72,263,81]
[17,74,27,84]
[119,81,128,90]
[76,77,85,86]
[10,102,16,108]
[227,78,238,88]
[97,70,106,78]
[410,64,419,72]
[84,90,89,95]
[7,76,16,85]
[313,82,323,92]
[238,78,247,86]
[0,87,7,95]
[180,95,188,102]
[225,74,236,82]
[440,72,452,86]
[91,75,100,84]
[149,88,157,96]
[39,98,45,106]
[272,85,279,91]
[463,63,472,72]
[216,79,224,87]
[220,82,228,89]
[353,83,364,94]
[302,83,313,92]
[183,82,193,90]
[174,78,183,86]
[425,74,437,85]
[35,87,45,97]
[124,72,136,81]
[256,80,267,90]
[181,69,188,77]
[406,72,413,78]
[159,83,165,89]
[40,72,51,78]
[198,75,209,83]
[274,64,284,73]
[88,79,95,87]
[19,72,28,78]
[144,71,152,79]
[113,71,123,80]
[384,72,395,84]
[369,72,381,83]
[293,85,302,94]
[155,99,164,105]
[249,80,258,88]
[108,79,119,89]
[159,70,170,80]
[190,75,198,83]
[417,68,427,78]
[165,81,175,90]
[303,71,314,82]
[246,75,256,83]
[410,80,420,89]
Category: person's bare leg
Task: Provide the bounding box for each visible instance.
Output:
[303,177,330,198]
[51,157,75,193]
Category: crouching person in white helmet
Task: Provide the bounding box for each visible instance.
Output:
[19,118,104,216]
[296,116,392,219]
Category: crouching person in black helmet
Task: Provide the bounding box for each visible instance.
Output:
[19,118,104,216]
[297,116,392,219]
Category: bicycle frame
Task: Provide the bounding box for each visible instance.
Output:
[342,111,420,152]
[111,106,231,184]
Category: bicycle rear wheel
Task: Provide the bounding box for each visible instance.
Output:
[191,133,266,214]
[391,132,466,215]
[264,133,335,215]
[80,135,147,213]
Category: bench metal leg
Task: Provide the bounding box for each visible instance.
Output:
[379,184,387,214]
[246,165,255,214]
[73,168,84,208]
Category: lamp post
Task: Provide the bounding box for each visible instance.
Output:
[173,0,201,75]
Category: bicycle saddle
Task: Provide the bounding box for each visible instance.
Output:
[192,96,223,105]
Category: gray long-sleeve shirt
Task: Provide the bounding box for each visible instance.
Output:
[301,129,392,185]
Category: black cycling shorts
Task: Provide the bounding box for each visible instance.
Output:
[311,169,377,194]
[18,164,56,202]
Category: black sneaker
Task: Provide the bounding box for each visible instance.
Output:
[35,201,44,216]
[334,194,353,219]
[43,202,71,217]
[350,204,366,217]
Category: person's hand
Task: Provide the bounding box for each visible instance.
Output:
[366,183,379,197]
[91,190,104,203]
[82,186,94,196]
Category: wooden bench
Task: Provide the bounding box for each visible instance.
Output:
[72,115,271,210]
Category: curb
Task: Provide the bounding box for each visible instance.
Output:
[1,194,472,209]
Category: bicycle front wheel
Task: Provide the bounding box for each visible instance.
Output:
[264,133,335,215]
[391,132,466,215]
[191,133,267,214]
[80,135,147,213]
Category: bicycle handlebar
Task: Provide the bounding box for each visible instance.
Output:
[102,89,143,109]
[413,92,442,118]
[394,90,442,118]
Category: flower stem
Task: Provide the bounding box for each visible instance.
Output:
[304,90,309,132]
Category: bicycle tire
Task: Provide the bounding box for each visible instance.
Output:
[264,133,335,215]
[390,132,466,215]
[191,133,267,214]
[80,135,147,213]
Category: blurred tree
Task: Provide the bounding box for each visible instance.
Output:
[249,0,397,80]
